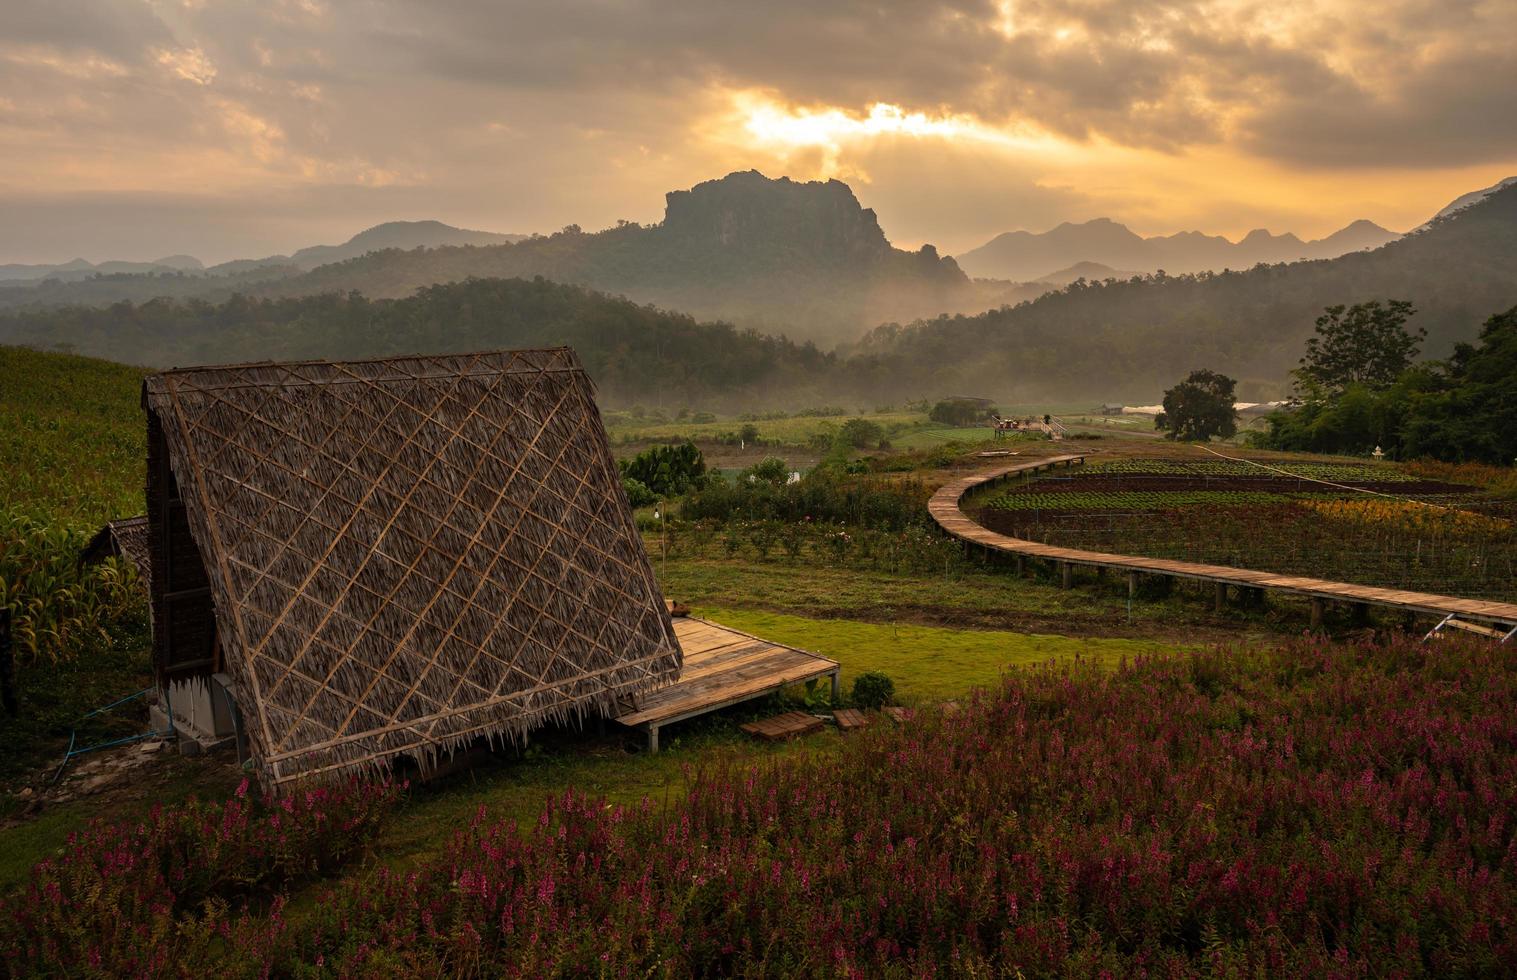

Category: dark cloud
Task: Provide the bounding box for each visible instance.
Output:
[1241,49,1517,167]
[1,0,1514,262]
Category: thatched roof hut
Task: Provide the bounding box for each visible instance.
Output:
[80,515,152,587]
[142,347,681,786]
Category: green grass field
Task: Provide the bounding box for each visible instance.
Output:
[700,607,1174,699]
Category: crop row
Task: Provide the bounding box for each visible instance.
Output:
[1088,458,1434,484]
[982,500,1517,601]
[983,489,1345,512]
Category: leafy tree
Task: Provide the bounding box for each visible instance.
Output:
[838,418,884,448]
[738,423,761,444]
[1157,370,1237,442]
[1295,300,1424,393]
[621,477,658,508]
[1399,305,1517,464]
[618,442,706,497]
[1250,383,1394,456]
[929,399,995,426]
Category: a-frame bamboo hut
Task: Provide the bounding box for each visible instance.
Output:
[142,347,681,786]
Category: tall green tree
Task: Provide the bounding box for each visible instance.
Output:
[1157,370,1237,442]
[1399,305,1517,465]
[1294,300,1424,393]
[618,442,706,496]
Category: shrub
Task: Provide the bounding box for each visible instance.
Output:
[621,476,658,508]
[838,417,885,448]
[618,442,706,496]
[850,670,895,709]
[741,456,789,487]
[9,636,1517,974]
[0,778,402,974]
[680,470,929,531]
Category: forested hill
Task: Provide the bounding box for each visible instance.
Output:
[0,277,836,409]
[849,180,1517,402]
[0,172,998,347]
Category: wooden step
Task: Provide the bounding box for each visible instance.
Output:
[832,708,869,732]
[883,706,913,725]
[740,711,824,742]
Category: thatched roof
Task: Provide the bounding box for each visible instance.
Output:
[81,515,152,587]
[142,347,680,785]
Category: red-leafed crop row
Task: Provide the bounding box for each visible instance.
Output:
[4,635,1516,975]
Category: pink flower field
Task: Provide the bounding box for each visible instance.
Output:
[4,633,1514,976]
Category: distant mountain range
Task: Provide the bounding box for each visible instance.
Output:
[855,179,1517,402]
[0,172,1007,346]
[0,221,528,284]
[2,171,1512,364]
[0,254,204,283]
[3,177,1514,406]
[212,220,529,274]
[958,217,1400,281]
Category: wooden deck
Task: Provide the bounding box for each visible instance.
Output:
[616,616,839,751]
[930,454,1517,629]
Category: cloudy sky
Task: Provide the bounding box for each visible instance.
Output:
[4,0,1515,264]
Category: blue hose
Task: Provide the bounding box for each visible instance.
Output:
[52,687,174,784]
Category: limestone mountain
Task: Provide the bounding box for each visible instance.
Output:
[2,171,970,346]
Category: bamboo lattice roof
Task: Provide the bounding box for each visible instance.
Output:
[142,347,680,785]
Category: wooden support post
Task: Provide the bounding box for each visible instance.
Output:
[648,725,660,754]
[1310,598,1325,631]
[830,670,840,705]
[1213,582,1227,612]
[1350,602,1370,627]
[1060,562,1073,589]
[1014,555,1025,577]
[1128,572,1138,601]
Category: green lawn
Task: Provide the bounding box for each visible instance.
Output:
[697,607,1177,700]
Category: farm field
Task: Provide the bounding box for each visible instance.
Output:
[2,346,1515,973]
[976,456,1517,602]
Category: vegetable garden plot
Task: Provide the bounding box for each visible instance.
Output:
[975,458,1516,602]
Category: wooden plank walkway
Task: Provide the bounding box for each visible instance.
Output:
[930,454,1517,628]
[832,708,869,732]
[740,711,825,742]
[616,615,839,752]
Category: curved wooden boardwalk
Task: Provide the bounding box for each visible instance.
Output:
[929,454,1517,628]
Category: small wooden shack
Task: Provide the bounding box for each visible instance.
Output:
[141,347,682,786]
[80,515,152,584]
